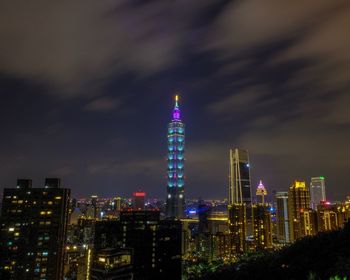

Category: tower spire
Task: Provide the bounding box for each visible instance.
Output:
[172,94,181,120]
[175,94,179,108]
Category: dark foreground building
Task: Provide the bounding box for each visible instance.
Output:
[93,210,182,280]
[0,178,70,280]
[91,248,133,280]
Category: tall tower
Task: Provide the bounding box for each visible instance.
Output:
[229,149,252,205]
[228,148,251,255]
[252,181,272,250]
[275,191,290,243]
[166,95,185,218]
[310,176,326,210]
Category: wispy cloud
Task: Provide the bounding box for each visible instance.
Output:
[84,97,120,112]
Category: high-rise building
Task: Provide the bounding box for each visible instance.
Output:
[310,177,326,210]
[288,181,311,242]
[275,192,290,243]
[256,180,267,204]
[252,182,272,250]
[94,210,182,280]
[229,149,252,205]
[166,95,185,218]
[252,204,273,250]
[0,178,70,280]
[91,195,99,219]
[132,191,145,210]
[228,204,246,254]
[317,202,339,232]
[299,208,317,237]
[228,149,252,255]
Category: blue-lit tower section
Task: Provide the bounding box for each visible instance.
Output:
[166,95,185,218]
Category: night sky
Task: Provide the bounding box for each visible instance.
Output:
[0,1,349,201]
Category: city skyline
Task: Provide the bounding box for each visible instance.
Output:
[0,1,349,201]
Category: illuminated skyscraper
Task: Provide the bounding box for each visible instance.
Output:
[166,95,185,218]
[310,176,326,210]
[228,149,251,255]
[275,192,290,243]
[252,182,272,250]
[228,204,246,254]
[317,202,339,232]
[256,180,267,204]
[252,204,273,250]
[288,181,311,242]
[229,149,252,205]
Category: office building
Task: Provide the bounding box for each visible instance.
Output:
[228,204,246,254]
[310,177,326,210]
[275,192,290,243]
[132,191,145,211]
[252,182,272,249]
[166,95,186,218]
[317,202,339,232]
[94,210,182,280]
[256,180,267,204]
[228,148,252,255]
[229,149,252,205]
[252,204,273,250]
[0,178,70,280]
[299,209,317,237]
[288,181,311,242]
[91,248,133,280]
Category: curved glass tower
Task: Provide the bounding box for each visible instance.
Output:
[166,95,185,218]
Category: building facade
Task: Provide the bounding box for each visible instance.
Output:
[166,95,185,218]
[94,210,182,280]
[228,204,246,255]
[228,149,252,256]
[275,191,290,243]
[288,181,311,242]
[310,177,326,210]
[252,204,273,250]
[0,178,70,280]
[229,149,252,205]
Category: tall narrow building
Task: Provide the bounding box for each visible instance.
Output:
[166,95,185,218]
[310,176,326,210]
[288,181,311,242]
[275,192,290,243]
[228,149,252,256]
[229,149,252,205]
[252,182,272,250]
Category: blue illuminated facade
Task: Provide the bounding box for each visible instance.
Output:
[166,96,185,218]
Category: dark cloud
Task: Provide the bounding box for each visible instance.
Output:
[0,0,216,98]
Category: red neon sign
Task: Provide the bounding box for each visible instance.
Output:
[133,192,145,197]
